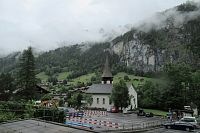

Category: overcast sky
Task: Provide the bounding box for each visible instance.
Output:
[0,0,189,54]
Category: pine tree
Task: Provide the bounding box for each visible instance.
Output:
[0,73,15,100]
[17,47,36,99]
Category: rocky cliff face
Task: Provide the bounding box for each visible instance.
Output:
[110,2,200,72]
[111,29,194,72]
[111,35,155,72]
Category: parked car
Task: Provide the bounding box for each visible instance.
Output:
[180,117,197,124]
[123,110,134,114]
[145,112,154,117]
[137,109,146,116]
[179,117,198,128]
[110,106,119,113]
[164,121,195,131]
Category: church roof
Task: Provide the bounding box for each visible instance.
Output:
[102,56,113,78]
[86,84,112,94]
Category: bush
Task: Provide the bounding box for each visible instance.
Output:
[34,108,64,123]
[0,101,35,122]
[0,111,17,122]
[41,94,52,101]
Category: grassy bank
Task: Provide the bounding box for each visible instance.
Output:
[144,109,167,116]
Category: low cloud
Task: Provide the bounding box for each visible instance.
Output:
[0,0,189,54]
[136,1,200,32]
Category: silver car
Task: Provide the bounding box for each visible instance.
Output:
[179,117,198,128]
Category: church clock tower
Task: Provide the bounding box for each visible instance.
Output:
[101,55,113,84]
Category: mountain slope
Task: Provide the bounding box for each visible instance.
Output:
[111,1,200,72]
[35,42,119,76]
[0,1,199,76]
[0,52,21,73]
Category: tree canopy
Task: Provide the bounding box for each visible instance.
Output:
[0,73,15,101]
[138,63,200,110]
[111,80,130,109]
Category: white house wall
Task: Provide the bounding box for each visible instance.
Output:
[90,94,113,109]
[127,85,138,110]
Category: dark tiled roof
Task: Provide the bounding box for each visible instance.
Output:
[86,84,112,94]
[102,56,113,78]
[13,85,50,94]
[36,85,51,93]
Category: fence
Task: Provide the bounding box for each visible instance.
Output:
[66,117,121,129]
[83,110,107,117]
[100,120,165,132]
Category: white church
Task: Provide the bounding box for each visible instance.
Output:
[85,56,138,111]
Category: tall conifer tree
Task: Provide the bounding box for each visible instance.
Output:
[18,47,36,99]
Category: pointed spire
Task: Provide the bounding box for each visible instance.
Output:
[102,55,113,78]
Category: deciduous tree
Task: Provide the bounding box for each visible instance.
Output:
[111,80,130,110]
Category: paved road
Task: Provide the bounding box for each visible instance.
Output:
[143,127,200,133]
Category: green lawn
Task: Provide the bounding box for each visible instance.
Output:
[69,73,96,85]
[37,71,95,84]
[36,72,49,82]
[113,72,166,87]
[144,109,167,116]
[36,71,166,87]
[57,72,71,80]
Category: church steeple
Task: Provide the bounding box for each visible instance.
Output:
[102,55,113,84]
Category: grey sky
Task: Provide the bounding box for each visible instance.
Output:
[0,0,189,54]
